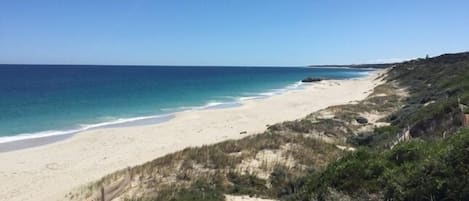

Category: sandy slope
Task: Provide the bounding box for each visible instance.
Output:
[0,70,384,201]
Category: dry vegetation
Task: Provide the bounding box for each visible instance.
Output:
[66,74,406,201]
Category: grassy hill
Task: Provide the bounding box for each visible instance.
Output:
[289,52,469,201]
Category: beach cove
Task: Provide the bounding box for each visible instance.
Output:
[0,70,385,201]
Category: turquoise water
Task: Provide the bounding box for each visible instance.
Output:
[0,65,373,142]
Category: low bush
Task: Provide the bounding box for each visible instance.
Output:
[292,128,469,201]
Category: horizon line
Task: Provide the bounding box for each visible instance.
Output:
[0,62,392,68]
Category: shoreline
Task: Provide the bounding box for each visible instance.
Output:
[0,75,337,152]
[0,79,307,148]
[0,67,373,147]
[0,114,176,152]
[0,69,385,201]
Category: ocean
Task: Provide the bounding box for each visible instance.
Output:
[0,65,373,143]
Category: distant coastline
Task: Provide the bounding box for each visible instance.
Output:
[308,63,393,69]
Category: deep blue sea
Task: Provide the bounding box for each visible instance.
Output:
[0,65,373,143]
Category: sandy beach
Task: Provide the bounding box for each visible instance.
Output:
[0,70,385,201]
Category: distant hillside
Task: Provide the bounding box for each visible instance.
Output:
[308,63,393,69]
[291,52,469,201]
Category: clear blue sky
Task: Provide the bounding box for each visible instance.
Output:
[1,0,469,66]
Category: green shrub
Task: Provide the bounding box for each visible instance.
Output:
[226,172,268,196]
[295,129,469,201]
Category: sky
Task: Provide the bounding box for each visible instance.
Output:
[1,0,469,66]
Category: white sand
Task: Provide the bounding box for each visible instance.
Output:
[0,70,385,201]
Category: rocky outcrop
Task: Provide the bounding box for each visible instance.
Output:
[301,77,322,82]
[356,117,368,124]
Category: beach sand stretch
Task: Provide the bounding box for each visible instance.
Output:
[0,70,385,201]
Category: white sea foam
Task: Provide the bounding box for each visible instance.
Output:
[0,129,82,144]
[200,101,224,108]
[237,81,305,101]
[79,115,172,130]
[238,96,259,101]
[0,114,173,144]
[259,91,277,96]
[168,101,226,111]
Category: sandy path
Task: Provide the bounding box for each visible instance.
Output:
[0,70,384,201]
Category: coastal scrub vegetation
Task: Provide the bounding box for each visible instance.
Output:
[289,128,469,201]
[287,52,469,200]
[68,52,469,201]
